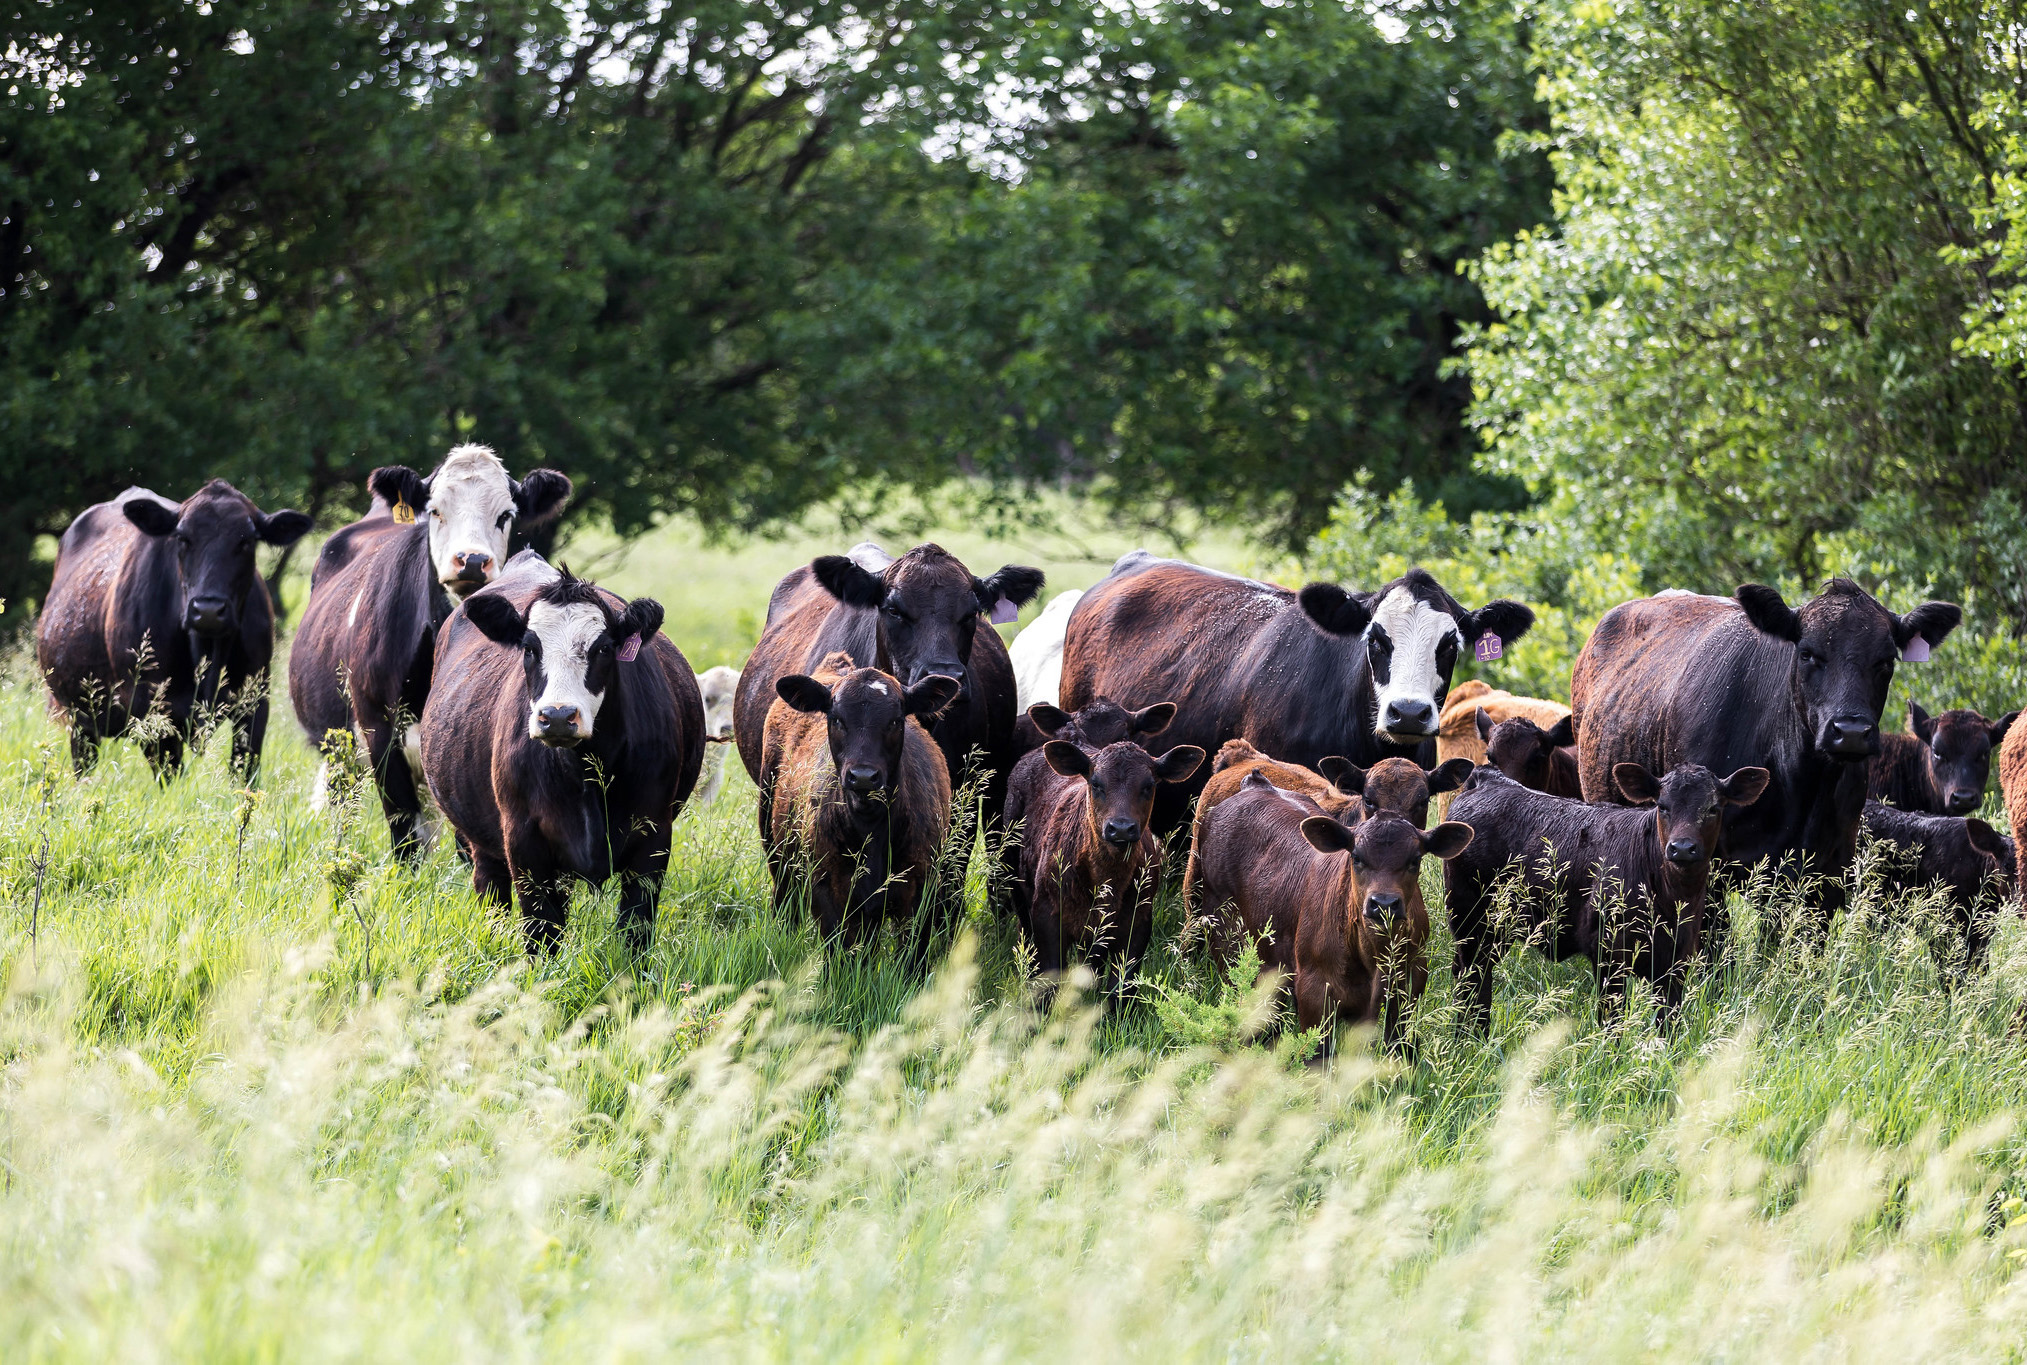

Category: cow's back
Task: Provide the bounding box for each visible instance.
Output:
[734,568,837,783]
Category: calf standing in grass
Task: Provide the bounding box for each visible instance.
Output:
[420,557,704,951]
[1868,702,2018,816]
[1007,733,1203,989]
[1445,763,1768,1030]
[1478,711,1581,798]
[1861,801,2014,965]
[762,652,960,954]
[1195,773,1473,1044]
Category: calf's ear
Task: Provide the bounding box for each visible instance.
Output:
[511,469,573,526]
[1043,740,1093,779]
[464,594,529,646]
[368,465,429,514]
[1965,818,2008,862]
[256,508,314,546]
[1991,711,2020,748]
[1319,756,1366,795]
[776,675,833,715]
[1545,715,1576,748]
[123,499,181,537]
[1894,600,1961,655]
[977,565,1046,613]
[1421,821,1474,860]
[617,597,665,646]
[1465,599,1536,650]
[1474,707,1494,743]
[1297,583,1374,637]
[1154,745,1205,783]
[904,674,961,718]
[1614,762,1661,805]
[812,555,885,608]
[1299,815,1355,854]
[1427,757,1475,795]
[1027,703,1073,736]
[1736,584,1802,642]
[1128,702,1177,737]
[1719,765,1771,808]
[1907,700,1934,742]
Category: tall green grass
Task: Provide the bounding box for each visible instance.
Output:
[6,644,2027,1357]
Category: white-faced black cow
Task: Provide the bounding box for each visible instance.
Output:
[38,481,311,779]
[418,555,704,950]
[1058,553,1534,834]
[290,444,570,860]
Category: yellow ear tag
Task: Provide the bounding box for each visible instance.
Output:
[392,499,415,525]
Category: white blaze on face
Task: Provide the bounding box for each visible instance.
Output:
[526,600,612,740]
[426,444,517,590]
[1368,586,1463,742]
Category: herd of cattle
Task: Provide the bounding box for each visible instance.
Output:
[30,447,2027,1038]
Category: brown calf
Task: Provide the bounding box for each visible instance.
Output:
[1478,709,1581,798]
[1437,680,1571,769]
[1868,701,2018,816]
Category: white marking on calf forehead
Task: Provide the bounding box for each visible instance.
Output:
[867,680,889,695]
[426,444,516,583]
[1369,585,1463,732]
[525,599,613,735]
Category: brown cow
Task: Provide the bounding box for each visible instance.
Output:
[1868,701,2018,816]
[1195,773,1472,1045]
[1477,710,1581,798]
[761,652,961,956]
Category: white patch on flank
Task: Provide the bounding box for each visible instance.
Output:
[1368,585,1462,743]
[867,680,889,695]
[1010,588,1083,709]
[424,443,517,589]
[525,599,612,740]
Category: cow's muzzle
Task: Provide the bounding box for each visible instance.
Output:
[1820,716,1879,760]
[185,596,232,638]
[1363,891,1406,928]
[534,704,584,747]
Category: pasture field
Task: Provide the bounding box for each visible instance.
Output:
[6,520,2027,1357]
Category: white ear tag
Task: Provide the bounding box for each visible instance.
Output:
[1901,637,1930,662]
[1474,633,1504,662]
[616,633,641,662]
[989,598,1019,625]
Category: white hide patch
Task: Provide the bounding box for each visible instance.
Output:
[867,680,889,695]
[1368,586,1462,742]
[526,600,612,740]
[425,444,517,589]
[1010,588,1082,710]
[697,665,740,737]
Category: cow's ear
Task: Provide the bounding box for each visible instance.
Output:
[1297,584,1373,638]
[812,555,885,608]
[1719,766,1771,808]
[1907,700,1934,742]
[511,469,573,526]
[1894,600,1962,655]
[904,674,961,719]
[1043,740,1092,779]
[1545,715,1576,749]
[123,498,180,537]
[1120,702,1172,737]
[1991,711,2020,748]
[1299,815,1355,854]
[1155,745,1205,783]
[777,675,833,715]
[618,597,665,646]
[1614,762,1661,805]
[1736,584,1802,642]
[977,565,1046,613]
[1027,703,1073,736]
[1319,757,1365,795]
[1474,707,1494,743]
[369,465,429,514]
[1428,758,1475,795]
[1422,821,1474,861]
[1966,818,2008,862]
[256,508,314,546]
[1465,599,1535,650]
[464,594,529,646]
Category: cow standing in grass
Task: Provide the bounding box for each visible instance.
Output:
[419,555,703,950]
[291,445,571,860]
[38,481,312,780]
[1868,702,2017,816]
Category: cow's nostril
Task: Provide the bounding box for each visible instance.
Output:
[845,765,883,793]
[537,704,580,732]
[1386,699,1436,732]
[1666,839,1703,864]
[1364,892,1406,924]
[1103,819,1140,846]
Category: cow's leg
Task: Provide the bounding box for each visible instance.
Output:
[1451,903,1498,1037]
[614,828,671,954]
[516,871,570,953]
[359,714,427,864]
[68,720,101,776]
[142,728,186,782]
[231,691,269,787]
[471,848,513,907]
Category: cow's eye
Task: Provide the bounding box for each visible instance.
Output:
[1350,853,1368,871]
[496,510,513,529]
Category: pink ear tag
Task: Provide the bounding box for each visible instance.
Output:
[616,633,641,662]
[1475,633,1504,662]
[1901,637,1930,662]
[989,598,1019,625]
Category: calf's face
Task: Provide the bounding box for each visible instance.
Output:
[465,576,663,747]
[1910,702,2018,816]
[1299,809,1472,935]
[1043,739,1204,853]
[699,666,741,739]
[778,668,960,819]
[1478,711,1575,793]
[1737,580,1959,761]
[123,482,312,639]
[370,445,571,597]
[813,545,1043,691]
[1613,762,1770,868]
[1027,699,1176,750]
[1321,754,1472,828]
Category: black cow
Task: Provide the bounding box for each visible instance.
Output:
[290,445,570,860]
[1861,800,2015,966]
[733,542,1044,830]
[1058,553,1534,834]
[418,555,704,949]
[38,481,311,779]
[1868,702,2018,817]
[1571,580,1959,917]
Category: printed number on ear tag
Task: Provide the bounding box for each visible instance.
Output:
[1901,638,1930,662]
[392,499,416,525]
[616,633,642,662]
[989,598,1019,625]
[1475,633,1504,663]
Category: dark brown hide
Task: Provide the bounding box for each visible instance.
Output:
[1867,702,2018,817]
[1861,800,2014,966]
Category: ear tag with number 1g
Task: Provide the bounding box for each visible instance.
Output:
[989,598,1019,625]
[392,499,416,525]
[1901,637,1930,662]
[616,633,641,662]
[1475,633,1504,663]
